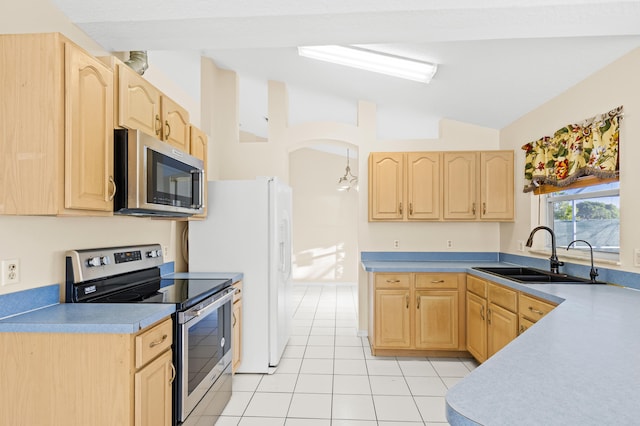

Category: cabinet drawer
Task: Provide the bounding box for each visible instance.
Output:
[375,273,410,289]
[488,283,517,312]
[467,275,487,298]
[519,293,556,322]
[415,273,459,289]
[135,318,173,369]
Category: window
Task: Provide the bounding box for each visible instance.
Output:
[546,181,620,256]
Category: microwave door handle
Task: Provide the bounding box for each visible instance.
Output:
[191,169,205,209]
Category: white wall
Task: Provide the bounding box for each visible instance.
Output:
[500,47,640,273]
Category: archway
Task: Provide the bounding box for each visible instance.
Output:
[288,141,359,285]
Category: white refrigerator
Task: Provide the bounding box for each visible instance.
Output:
[188,177,293,373]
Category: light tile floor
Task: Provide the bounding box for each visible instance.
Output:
[214,283,478,425]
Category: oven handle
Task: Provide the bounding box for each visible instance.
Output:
[179,287,236,325]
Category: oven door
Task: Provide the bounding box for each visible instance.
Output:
[178,288,234,422]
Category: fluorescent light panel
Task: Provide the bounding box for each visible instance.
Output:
[298,45,437,83]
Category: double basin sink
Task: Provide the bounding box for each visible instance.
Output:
[473,266,605,284]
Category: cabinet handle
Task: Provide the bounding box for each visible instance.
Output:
[149,334,168,348]
[487,308,492,325]
[519,324,527,335]
[482,202,487,215]
[416,295,420,309]
[399,202,403,215]
[406,294,409,309]
[472,202,476,215]
[232,312,237,327]
[155,114,161,136]
[169,363,176,384]
[165,120,171,139]
[409,203,413,215]
[108,176,117,201]
[431,279,445,283]
[386,279,401,283]
[480,305,485,320]
[528,306,544,316]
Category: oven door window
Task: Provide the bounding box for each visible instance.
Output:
[184,301,231,395]
[147,149,201,208]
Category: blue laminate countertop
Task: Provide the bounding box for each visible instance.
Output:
[363,259,640,424]
[0,303,175,334]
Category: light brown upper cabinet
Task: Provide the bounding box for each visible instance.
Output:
[118,64,190,152]
[443,152,477,220]
[0,33,114,215]
[480,151,514,220]
[189,125,208,219]
[443,151,514,221]
[369,150,514,222]
[369,152,441,221]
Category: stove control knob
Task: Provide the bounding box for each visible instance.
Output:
[87,257,101,267]
[146,250,161,258]
[100,256,111,266]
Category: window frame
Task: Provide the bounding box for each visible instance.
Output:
[543,181,620,261]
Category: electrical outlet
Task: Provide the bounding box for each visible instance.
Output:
[518,240,525,252]
[393,240,400,249]
[163,246,169,258]
[446,240,453,249]
[634,249,640,267]
[1,259,20,285]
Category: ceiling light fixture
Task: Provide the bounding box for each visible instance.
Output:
[337,149,358,192]
[298,45,438,83]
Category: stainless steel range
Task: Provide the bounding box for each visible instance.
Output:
[65,243,234,425]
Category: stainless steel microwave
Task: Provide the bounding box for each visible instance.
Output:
[113,129,204,217]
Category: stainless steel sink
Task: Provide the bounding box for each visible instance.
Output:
[472,266,605,284]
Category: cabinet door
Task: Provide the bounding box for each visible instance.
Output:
[118,64,162,138]
[480,151,514,220]
[161,96,190,152]
[466,291,487,362]
[407,152,441,220]
[135,350,174,426]
[374,289,411,348]
[190,125,208,218]
[415,290,459,349]
[64,43,114,212]
[487,303,518,358]
[369,153,404,220]
[443,152,477,220]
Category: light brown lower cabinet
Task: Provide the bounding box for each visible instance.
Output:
[370,272,466,356]
[232,280,243,373]
[466,275,558,363]
[0,317,174,426]
[466,275,518,363]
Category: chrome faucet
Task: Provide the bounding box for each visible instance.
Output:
[567,239,599,283]
[525,226,564,274]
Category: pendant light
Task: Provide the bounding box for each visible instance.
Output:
[337,149,358,191]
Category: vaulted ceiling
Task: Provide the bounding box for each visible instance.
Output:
[52,0,640,130]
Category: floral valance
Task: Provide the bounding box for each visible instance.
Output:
[521,106,622,193]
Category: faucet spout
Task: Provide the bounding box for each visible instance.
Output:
[567,239,599,283]
[526,226,564,274]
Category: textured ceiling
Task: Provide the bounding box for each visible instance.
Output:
[52,0,640,129]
